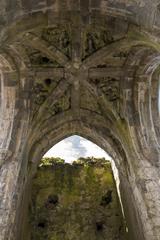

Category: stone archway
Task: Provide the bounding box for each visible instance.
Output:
[0,1,160,240]
[20,126,139,240]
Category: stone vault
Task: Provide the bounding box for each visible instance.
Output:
[0,0,160,240]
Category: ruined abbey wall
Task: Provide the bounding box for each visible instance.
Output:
[27,158,127,240]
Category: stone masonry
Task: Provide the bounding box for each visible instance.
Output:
[0,1,160,240]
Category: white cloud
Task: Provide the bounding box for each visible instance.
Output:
[79,138,111,160]
[44,139,79,162]
[44,135,111,163]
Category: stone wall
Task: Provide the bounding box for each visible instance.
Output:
[0,1,160,239]
[27,158,127,240]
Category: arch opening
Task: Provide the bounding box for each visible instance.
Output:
[43,135,112,163]
[42,134,124,218]
[43,135,123,207]
[23,135,130,240]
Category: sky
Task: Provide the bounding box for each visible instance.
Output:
[44,135,111,163]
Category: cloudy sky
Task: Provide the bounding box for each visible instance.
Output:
[44,135,111,163]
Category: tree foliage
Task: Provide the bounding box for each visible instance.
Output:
[40,157,65,166]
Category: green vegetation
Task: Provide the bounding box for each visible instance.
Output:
[39,157,65,166]
[40,156,110,167]
[73,156,110,166]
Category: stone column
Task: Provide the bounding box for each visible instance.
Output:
[0,65,30,239]
[119,155,160,240]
